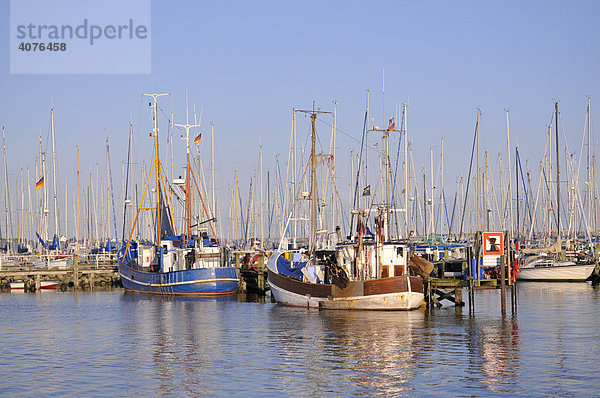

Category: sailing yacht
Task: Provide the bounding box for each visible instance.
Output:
[517,103,597,282]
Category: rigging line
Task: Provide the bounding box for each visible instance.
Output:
[449,188,457,237]
[516,149,535,239]
[459,115,479,238]
[316,117,384,155]
[121,124,132,243]
[390,113,404,206]
[349,107,368,238]
[443,190,450,237]
[541,166,558,231]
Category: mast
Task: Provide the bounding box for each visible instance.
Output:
[41,139,48,243]
[506,109,514,234]
[75,148,79,287]
[234,170,239,246]
[51,107,60,240]
[403,103,408,238]
[259,143,264,250]
[173,98,201,239]
[211,123,216,222]
[310,112,317,257]
[555,102,560,238]
[2,127,12,250]
[365,91,370,214]
[485,150,492,231]
[143,93,170,245]
[295,106,332,259]
[586,97,592,228]
[430,146,434,235]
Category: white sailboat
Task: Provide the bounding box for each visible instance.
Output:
[517,102,597,282]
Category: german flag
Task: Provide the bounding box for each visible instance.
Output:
[194,133,202,144]
[387,118,395,131]
[35,177,44,190]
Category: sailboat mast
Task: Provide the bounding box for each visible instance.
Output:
[211,123,216,223]
[555,102,560,237]
[404,103,408,239]
[506,109,514,234]
[2,127,12,249]
[42,141,48,243]
[310,112,317,258]
[587,97,592,228]
[51,107,59,239]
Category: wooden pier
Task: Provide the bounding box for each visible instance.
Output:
[0,263,121,292]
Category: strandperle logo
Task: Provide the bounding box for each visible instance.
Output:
[15,19,149,46]
[10,0,151,74]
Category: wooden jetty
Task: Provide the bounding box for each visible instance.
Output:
[0,258,120,292]
[424,231,517,316]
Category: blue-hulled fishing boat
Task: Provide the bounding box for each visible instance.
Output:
[117,93,238,296]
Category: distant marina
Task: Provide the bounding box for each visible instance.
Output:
[1,95,600,311]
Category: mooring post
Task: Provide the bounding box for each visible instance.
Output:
[35,274,40,291]
[234,252,243,292]
[510,235,517,315]
[500,232,507,317]
[74,255,79,291]
[468,278,475,315]
[258,253,265,292]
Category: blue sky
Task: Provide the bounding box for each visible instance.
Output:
[1,0,600,238]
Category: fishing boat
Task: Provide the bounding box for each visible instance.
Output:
[117,93,238,296]
[267,108,427,310]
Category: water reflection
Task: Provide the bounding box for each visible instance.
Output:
[119,292,239,395]
[3,285,598,396]
[467,317,520,393]
[267,306,429,396]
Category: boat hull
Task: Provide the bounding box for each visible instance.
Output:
[118,262,239,295]
[517,263,596,281]
[9,280,58,291]
[268,268,424,310]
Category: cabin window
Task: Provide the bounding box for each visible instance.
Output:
[396,247,403,257]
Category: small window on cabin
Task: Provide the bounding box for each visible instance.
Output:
[396,247,403,256]
[163,245,167,251]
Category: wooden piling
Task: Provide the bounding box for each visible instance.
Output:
[468,278,475,315]
[257,253,265,292]
[500,231,507,317]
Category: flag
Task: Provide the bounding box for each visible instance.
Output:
[194,133,202,144]
[387,118,395,131]
[35,177,44,190]
[362,185,371,196]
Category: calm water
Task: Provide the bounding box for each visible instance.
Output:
[1,283,599,397]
